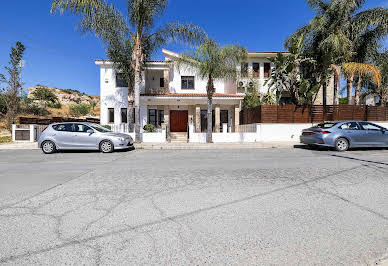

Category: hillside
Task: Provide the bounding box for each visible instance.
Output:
[26,85,100,117]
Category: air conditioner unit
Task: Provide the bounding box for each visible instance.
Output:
[237,80,247,88]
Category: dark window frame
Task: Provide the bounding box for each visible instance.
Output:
[121,108,128,124]
[264,63,271,78]
[148,109,157,127]
[158,110,165,127]
[252,63,260,78]
[108,108,115,123]
[160,78,165,88]
[116,73,128,87]
[181,76,195,90]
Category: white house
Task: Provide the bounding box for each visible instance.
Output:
[95,49,289,142]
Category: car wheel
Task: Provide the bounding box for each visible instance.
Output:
[41,141,56,154]
[100,140,114,153]
[335,138,349,152]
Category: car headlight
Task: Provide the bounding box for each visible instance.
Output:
[118,137,126,142]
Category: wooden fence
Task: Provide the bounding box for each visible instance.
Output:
[240,105,388,124]
[18,116,100,125]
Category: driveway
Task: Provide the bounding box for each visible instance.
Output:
[0,148,387,265]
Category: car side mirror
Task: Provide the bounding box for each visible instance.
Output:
[87,129,94,134]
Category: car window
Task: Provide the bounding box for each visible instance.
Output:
[53,124,73,132]
[313,122,337,129]
[339,122,361,130]
[74,124,92,133]
[360,122,382,131]
[90,124,111,133]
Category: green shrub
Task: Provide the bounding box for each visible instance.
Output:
[102,125,111,130]
[0,136,11,143]
[24,103,49,116]
[143,124,156,133]
[339,97,348,105]
[69,103,91,117]
[0,93,7,115]
[47,101,62,109]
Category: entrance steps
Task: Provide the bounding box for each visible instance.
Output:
[170,132,188,143]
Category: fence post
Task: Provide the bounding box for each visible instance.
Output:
[365,105,368,121]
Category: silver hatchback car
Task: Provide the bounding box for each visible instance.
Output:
[300,121,388,151]
[38,122,134,154]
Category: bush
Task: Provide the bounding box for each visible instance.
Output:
[69,103,91,117]
[47,101,62,109]
[0,93,7,115]
[23,103,49,116]
[143,124,156,133]
[102,125,111,130]
[0,136,11,143]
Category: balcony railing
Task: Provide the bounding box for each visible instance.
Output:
[145,87,169,95]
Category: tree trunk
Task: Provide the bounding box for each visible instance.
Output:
[346,75,354,105]
[132,38,143,143]
[206,76,214,143]
[355,76,362,105]
[333,75,338,105]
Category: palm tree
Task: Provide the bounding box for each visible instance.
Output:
[173,40,247,143]
[286,0,388,105]
[51,0,207,141]
[342,62,381,105]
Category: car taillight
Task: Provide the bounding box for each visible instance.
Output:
[316,130,331,134]
[303,131,313,135]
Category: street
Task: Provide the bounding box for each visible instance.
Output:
[0,148,388,265]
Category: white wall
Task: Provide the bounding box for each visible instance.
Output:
[99,66,129,125]
[141,130,167,143]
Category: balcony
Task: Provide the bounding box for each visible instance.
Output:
[144,87,169,95]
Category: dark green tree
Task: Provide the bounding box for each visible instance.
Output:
[31,86,59,109]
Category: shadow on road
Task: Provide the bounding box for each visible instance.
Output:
[57,146,136,154]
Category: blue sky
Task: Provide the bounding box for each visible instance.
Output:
[1,0,387,96]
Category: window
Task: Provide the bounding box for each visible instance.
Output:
[148,109,157,126]
[74,124,92,133]
[252,63,260,78]
[360,122,383,131]
[108,108,114,123]
[121,108,127,123]
[53,124,73,132]
[313,122,338,129]
[339,122,361,130]
[116,73,128,87]
[181,76,195,89]
[158,110,164,126]
[241,63,248,78]
[160,78,165,88]
[264,63,271,78]
[90,124,111,133]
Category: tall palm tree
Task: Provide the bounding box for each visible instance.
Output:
[51,0,207,141]
[286,0,388,105]
[342,62,381,105]
[173,40,247,143]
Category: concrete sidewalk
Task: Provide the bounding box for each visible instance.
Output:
[135,141,298,150]
[0,141,298,150]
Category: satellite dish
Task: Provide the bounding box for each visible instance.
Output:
[248,82,254,87]
[238,81,244,87]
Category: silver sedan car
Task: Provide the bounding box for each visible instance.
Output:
[300,121,388,151]
[38,122,134,154]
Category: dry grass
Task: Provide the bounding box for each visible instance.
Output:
[0,136,11,143]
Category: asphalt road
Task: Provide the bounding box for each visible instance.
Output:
[0,147,388,265]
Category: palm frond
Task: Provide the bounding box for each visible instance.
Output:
[128,0,168,32]
[342,62,382,87]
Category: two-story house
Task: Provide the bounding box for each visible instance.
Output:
[95,49,292,141]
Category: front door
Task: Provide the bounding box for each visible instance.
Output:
[170,110,188,132]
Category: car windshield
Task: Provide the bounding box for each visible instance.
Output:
[90,124,111,133]
[312,122,337,129]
